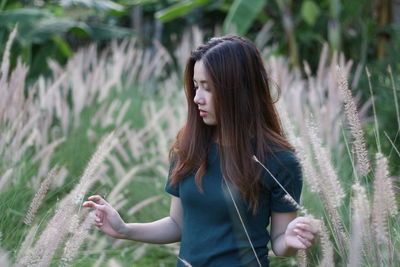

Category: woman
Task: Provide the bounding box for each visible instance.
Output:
[83,36,317,266]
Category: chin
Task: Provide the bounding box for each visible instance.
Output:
[203,120,217,126]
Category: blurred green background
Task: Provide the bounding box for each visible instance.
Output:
[1,0,400,77]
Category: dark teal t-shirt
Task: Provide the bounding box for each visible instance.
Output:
[165,142,302,267]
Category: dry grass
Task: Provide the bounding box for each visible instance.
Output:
[24,165,59,225]
[0,27,398,267]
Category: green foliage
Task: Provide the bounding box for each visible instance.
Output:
[155,0,213,22]
[222,0,267,35]
[0,2,133,80]
[301,0,320,26]
[60,0,125,11]
[361,68,400,175]
[2,0,398,85]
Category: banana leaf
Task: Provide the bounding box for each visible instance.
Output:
[155,0,212,22]
[59,0,124,11]
[222,0,266,35]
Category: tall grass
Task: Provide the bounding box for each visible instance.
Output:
[0,27,399,266]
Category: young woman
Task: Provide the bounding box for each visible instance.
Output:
[83,36,317,266]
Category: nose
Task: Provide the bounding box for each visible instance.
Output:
[193,88,205,105]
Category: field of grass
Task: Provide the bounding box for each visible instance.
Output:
[0,29,399,266]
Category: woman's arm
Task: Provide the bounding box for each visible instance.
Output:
[270,212,317,257]
[83,195,182,244]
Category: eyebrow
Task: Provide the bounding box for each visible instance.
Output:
[193,79,208,83]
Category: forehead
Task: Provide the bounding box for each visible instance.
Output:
[193,60,208,82]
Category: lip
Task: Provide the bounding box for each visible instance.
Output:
[199,109,207,117]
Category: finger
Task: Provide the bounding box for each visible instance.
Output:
[296,223,318,234]
[297,235,312,248]
[83,201,107,212]
[294,229,315,241]
[294,216,314,224]
[83,201,94,208]
[88,195,108,205]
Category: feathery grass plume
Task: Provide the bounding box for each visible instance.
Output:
[0,27,17,85]
[275,101,298,143]
[31,137,66,164]
[16,224,39,265]
[107,153,126,178]
[114,198,128,211]
[318,220,335,267]
[127,195,163,215]
[115,99,131,126]
[0,248,10,267]
[282,194,309,216]
[306,120,345,208]
[372,153,398,247]
[24,165,59,225]
[108,258,123,267]
[292,136,321,193]
[306,120,348,258]
[61,212,95,265]
[132,244,149,261]
[51,165,69,188]
[271,44,358,157]
[348,183,371,267]
[68,214,80,233]
[297,249,307,267]
[277,101,321,193]
[178,257,193,267]
[175,26,203,71]
[337,66,370,178]
[1,54,28,125]
[112,137,131,164]
[72,132,117,205]
[107,157,157,204]
[26,133,116,265]
[28,202,75,266]
[92,253,106,267]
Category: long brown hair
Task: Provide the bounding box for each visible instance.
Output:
[169,35,292,212]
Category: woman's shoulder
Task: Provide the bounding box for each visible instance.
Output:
[259,149,302,190]
[264,149,300,173]
[271,150,298,162]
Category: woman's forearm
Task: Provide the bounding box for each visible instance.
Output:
[120,216,181,244]
[271,233,297,257]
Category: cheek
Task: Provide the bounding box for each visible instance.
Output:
[206,93,214,111]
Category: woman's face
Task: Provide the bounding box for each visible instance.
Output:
[193,60,217,126]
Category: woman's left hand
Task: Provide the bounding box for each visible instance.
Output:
[284,216,318,249]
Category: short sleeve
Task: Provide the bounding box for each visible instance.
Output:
[262,151,303,212]
[165,161,180,197]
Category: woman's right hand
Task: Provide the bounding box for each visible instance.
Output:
[83,195,127,239]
